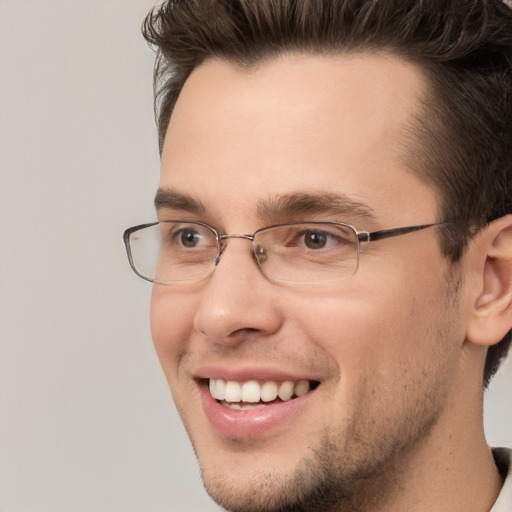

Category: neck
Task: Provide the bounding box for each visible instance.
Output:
[357,384,503,512]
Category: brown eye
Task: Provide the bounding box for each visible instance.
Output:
[179,228,202,248]
[303,231,328,249]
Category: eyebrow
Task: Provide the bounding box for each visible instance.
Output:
[154,188,205,214]
[154,187,376,224]
[256,192,377,224]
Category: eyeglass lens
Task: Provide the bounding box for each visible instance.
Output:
[127,221,359,284]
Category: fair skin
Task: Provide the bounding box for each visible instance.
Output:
[151,53,512,512]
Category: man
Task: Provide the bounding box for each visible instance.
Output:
[123,1,512,510]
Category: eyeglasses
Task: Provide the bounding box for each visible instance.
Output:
[123,220,443,285]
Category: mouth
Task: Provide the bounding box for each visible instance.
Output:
[208,378,320,410]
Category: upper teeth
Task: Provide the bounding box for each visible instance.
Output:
[209,379,311,403]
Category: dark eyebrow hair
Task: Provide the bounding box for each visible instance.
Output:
[256,192,377,223]
[154,188,376,224]
[154,188,205,213]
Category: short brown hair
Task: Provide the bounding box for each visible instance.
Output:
[142,0,512,386]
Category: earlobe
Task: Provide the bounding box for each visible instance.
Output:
[466,215,512,347]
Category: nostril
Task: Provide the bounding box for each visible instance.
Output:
[230,327,259,337]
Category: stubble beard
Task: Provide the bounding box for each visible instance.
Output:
[190,272,462,512]
[198,374,450,512]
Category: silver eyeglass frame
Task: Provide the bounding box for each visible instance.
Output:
[123,220,446,285]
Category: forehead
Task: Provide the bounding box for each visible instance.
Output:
[160,52,438,227]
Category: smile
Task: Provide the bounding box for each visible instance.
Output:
[198,374,320,437]
[208,378,318,409]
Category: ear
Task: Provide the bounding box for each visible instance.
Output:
[466,215,512,347]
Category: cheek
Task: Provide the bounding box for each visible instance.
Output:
[290,265,452,391]
[150,287,198,380]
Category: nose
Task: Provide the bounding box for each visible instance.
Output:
[193,238,283,346]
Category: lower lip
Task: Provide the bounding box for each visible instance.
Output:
[199,384,313,438]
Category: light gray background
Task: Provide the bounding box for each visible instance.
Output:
[0,1,510,511]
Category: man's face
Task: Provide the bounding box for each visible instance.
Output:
[151,54,466,511]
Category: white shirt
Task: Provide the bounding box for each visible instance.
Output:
[491,448,512,512]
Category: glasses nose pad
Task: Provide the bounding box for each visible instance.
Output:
[253,244,267,265]
[214,247,224,267]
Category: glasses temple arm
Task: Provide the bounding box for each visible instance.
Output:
[358,223,443,243]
